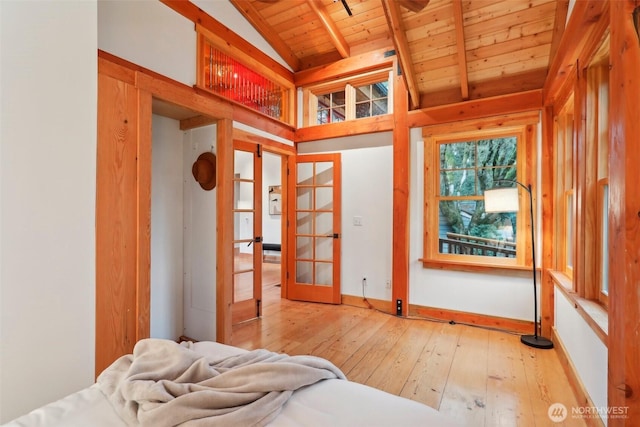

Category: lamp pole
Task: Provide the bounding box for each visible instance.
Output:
[491,180,553,349]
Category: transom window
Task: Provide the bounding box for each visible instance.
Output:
[422,119,537,271]
[317,90,346,124]
[354,82,388,119]
[303,69,392,127]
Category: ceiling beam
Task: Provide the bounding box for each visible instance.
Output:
[452,0,469,100]
[548,0,570,70]
[228,0,301,71]
[381,0,420,109]
[307,0,350,59]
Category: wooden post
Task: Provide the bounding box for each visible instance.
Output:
[392,66,410,315]
[540,105,555,339]
[608,1,640,424]
[216,118,234,343]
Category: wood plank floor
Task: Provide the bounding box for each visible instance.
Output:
[231,264,587,427]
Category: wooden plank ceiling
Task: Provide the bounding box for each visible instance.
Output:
[229,0,565,110]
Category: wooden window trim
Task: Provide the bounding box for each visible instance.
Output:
[301,69,392,127]
[421,118,538,272]
[550,270,608,346]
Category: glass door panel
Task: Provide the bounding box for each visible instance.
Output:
[287,154,341,303]
[232,142,262,324]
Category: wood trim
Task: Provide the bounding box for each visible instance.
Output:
[216,118,234,344]
[540,105,555,338]
[381,0,420,109]
[543,0,609,106]
[420,259,536,275]
[95,73,139,377]
[409,305,534,335]
[548,0,570,69]
[98,50,233,120]
[294,48,395,87]
[341,294,394,313]
[551,272,607,346]
[422,111,540,137]
[232,128,296,156]
[160,0,294,82]
[308,0,350,58]
[230,105,295,141]
[452,0,469,101]
[551,327,605,427]
[136,89,152,342]
[392,72,409,316]
[407,90,543,128]
[228,0,301,71]
[295,114,395,143]
[608,0,640,422]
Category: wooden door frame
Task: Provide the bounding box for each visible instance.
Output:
[287,153,342,304]
[230,140,263,325]
[97,51,295,358]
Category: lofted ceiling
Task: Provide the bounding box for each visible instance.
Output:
[229,0,567,110]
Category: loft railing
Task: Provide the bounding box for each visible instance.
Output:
[439,232,516,257]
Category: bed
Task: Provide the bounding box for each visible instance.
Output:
[6,339,459,427]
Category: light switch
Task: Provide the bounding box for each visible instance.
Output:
[353,216,363,226]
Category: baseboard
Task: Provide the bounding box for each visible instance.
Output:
[408,304,534,334]
[341,294,394,313]
[178,335,199,343]
[341,295,533,333]
[551,327,604,427]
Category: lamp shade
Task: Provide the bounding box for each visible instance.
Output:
[484,187,519,213]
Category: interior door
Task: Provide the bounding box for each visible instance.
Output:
[287,154,341,304]
[231,141,262,324]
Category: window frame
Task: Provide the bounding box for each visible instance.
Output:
[553,95,575,280]
[421,116,538,273]
[551,31,610,311]
[302,69,393,127]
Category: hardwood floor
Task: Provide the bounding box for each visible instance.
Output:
[231,263,587,427]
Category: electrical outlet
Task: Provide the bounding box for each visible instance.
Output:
[353,216,363,226]
[386,280,391,289]
[362,276,367,286]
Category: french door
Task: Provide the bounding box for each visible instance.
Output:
[231,141,262,324]
[287,154,341,304]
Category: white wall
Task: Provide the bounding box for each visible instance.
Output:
[183,125,217,341]
[298,133,394,301]
[262,152,282,245]
[151,115,185,339]
[555,289,608,425]
[98,0,196,86]
[408,128,533,321]
[0,1,97,422]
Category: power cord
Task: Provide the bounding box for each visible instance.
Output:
[360,278,522,336]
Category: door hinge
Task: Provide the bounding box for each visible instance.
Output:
[256,145,262,158]
[257,299,261,317]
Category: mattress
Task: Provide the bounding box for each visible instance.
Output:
[6,341,460,427]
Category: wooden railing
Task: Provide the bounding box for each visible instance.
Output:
[439,232,516,257]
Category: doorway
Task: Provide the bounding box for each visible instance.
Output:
[232,143,284,325]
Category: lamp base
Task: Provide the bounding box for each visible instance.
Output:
[521,334,554,349]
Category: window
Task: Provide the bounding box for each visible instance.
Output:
[587,34,610,307]
[195,26,294,124]
[551,32,609,309]
[303,70,392,127]
[553,95,575,279]
[422,118,537,271]
[317,90,346,124]
[354,82,388,119]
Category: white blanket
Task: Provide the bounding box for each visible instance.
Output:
[97,339,345,427]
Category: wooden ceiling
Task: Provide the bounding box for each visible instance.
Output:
[229,0,567,110]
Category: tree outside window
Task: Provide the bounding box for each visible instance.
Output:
[437,137,518,258]
[422,119,537,272]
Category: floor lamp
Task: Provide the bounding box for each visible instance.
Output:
[484,181,554,350]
